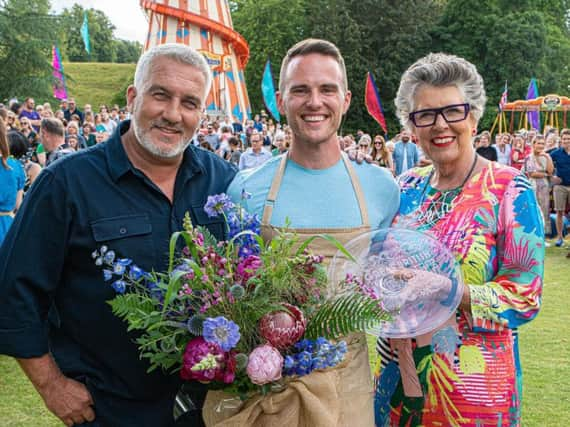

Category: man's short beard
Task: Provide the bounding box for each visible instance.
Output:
[131,106,191,159]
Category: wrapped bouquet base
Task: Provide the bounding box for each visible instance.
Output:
[203,333,373,427]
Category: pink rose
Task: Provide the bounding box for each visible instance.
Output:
[236,255,262,285]
[246,344,283,385]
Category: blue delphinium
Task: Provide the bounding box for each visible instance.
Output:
[283,338,347,377]
[112,280,127,294]
[204,194,234,218]
[202,316,241,351]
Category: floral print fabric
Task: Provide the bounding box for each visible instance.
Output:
[374,162,544,427]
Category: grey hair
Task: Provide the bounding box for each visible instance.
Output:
[134,43,212,99]
[395,53,487,130]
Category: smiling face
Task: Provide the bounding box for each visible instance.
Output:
[277,53,351,149]
[127,57,206,159]
[411,84,476,167]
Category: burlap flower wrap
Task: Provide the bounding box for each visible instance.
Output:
[202,333,374,427]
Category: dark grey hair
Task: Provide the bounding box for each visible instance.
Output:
[134,43,212,98]
[395,53,487,129]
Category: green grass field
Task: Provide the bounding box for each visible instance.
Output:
[1,247,568,426]
[62,62,135,109]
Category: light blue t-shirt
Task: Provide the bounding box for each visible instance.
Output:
[227,154,400,229]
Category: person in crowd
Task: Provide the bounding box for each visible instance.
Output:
[511,132,530,170]
[238,129,272,170]
[19,116,38,146]
[82,123,97,147]
[66,121,87,149]
[271,133,289,156]
[226,136,242,166]
[95,130,108,145]
[0,118,26,245]
[225,38,399,427]
[374,52,543,427]
[523,134,554,239]
[7,130,41,192]
[551,128,570,247]
[67,134,79,151]
[204,123,221,151]
[40,118,74,166]
[99,111,117,135]
[19,97,41,131]
[370,134,394,173]
[63,98,84,124]
[231,116,243,134]
[494,131,512,165]
[358,133,372,155]
[392,129,419,175]
[546,131,559,154]
[0,43,237,427]
[475,130,497,161]
[6,111,20,130]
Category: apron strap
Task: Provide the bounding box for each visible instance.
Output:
[341,154,370,227]
[261,154,288,227]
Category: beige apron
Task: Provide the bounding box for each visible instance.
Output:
[203,154,375,427]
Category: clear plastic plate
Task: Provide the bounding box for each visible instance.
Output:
[328,228,464,338]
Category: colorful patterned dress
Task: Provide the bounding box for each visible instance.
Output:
[374,162,544,427]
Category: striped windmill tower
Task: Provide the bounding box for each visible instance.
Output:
[140,0,252,122]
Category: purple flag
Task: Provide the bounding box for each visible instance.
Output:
[526,78,540,130]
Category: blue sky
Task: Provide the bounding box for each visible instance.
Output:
[51,0,148,42]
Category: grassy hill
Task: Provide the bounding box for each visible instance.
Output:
[62,62,136,109]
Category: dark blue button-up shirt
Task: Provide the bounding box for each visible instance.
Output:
[0,121,236,426]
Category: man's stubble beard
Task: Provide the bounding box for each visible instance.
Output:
[131,99,192,159]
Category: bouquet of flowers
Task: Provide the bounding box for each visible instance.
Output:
[93,192,390,424]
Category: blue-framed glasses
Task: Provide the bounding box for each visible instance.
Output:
[409,103,470,127]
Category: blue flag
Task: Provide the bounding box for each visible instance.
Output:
[526,78,540,130]
[261,60,280,122]
[81,11,91,55]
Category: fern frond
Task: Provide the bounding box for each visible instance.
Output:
[305,293,390,340]
[108,293,155,320]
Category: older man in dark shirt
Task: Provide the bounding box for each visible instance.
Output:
[0,44,236,427]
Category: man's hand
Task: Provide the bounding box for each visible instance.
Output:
[40,375,95,426]
[347,148,373,164]
[17,355,95,427]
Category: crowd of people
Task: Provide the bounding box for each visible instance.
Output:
[0,38,555,426]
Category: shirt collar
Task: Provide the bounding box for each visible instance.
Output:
[106,120,206,182]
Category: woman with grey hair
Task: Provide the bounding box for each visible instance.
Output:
[374,53,544,426]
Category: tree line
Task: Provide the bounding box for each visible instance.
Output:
[0,0,141,103]
[232,0,570,133]
[1,0,569,134]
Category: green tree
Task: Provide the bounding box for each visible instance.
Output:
[0,0,60,102]
[114,39,142,64]
[60,4,117,62]
[232,0,307,118]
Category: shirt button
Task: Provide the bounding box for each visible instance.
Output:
[119,227,127,235]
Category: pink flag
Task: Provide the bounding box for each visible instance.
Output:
[52,45,67,100]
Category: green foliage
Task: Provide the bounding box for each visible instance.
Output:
[114,39,143,64]
[305,293,390,340]
[0,0,60,102]
[232,0,307,117]
[59,5,117,62]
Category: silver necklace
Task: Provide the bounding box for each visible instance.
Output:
[415,154,479,227]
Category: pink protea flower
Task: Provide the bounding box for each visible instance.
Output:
[236,255,262,285]
[246,344,283,385]
[259,304,306,350]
